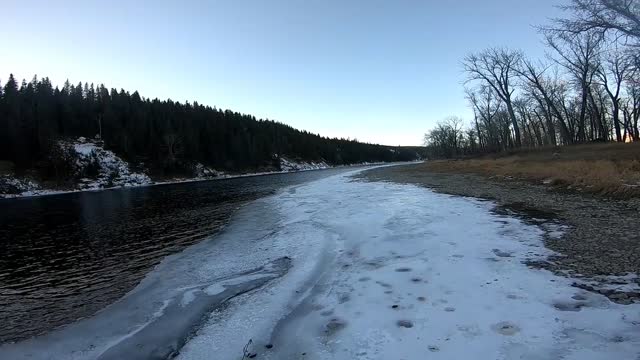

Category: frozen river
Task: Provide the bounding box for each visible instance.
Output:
[2,167,639,359]
[0,167,357,343]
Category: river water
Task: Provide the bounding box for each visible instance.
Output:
[0,168,357,344]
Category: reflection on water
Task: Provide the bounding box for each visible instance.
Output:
[0,168,353,343]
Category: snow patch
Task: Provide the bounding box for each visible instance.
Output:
[192,163,224,178]
[279,157,329,172]
[0,176,41,197]
[0,138,152,198]
[64,138,151,190]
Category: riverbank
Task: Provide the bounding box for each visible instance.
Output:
[1,136,355,199]
[360,163,640,304]
[0,160,395,200]
[425,142,640,197]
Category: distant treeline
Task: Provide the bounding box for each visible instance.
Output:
[0,74,421,177]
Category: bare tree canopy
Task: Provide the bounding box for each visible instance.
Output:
[463,48,524,147]
[555,0,640,43]
[425,0,640,159]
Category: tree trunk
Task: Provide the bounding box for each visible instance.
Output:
[505,100,522,147]
[613,101,623,142]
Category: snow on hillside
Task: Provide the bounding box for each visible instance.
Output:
[192,163,224,178]
[279,157,329,172]
[0,138,152,198]
[0,141,378,199]
[68,137,152,190]
[0,176,42,197]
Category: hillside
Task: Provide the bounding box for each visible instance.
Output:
[0,74,424,196]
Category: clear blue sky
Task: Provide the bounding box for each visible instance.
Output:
[2,0,564,146]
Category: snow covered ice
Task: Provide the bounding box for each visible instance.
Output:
[2,168,639,360]
[179,169,640,360]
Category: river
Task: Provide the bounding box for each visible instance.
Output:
[0,167,359,344]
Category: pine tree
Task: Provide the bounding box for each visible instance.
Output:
[0,73,420,178]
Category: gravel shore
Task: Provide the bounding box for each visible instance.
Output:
[359,164,640,304]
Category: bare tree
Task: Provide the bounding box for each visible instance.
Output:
[466,85,504,151]
[544,30,603,142]
[463,48,524,147]
[623,79,640,139]
[514,97,545,147]
[597,42,635,140]
[556,0,640,43]
[436,0,640,158]
[587,83,611,140]
[516,59,572,144]
[424,117,465,158]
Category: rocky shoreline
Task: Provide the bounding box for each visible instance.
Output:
[359,164,640,304]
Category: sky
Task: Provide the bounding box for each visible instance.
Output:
[2,0,564,146]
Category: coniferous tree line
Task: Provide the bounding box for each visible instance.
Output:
[425,0,640,158]
[0,75,420,178]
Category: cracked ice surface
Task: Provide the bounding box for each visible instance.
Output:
[179,170,640,360]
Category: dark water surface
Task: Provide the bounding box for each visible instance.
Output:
[0,167,357,343]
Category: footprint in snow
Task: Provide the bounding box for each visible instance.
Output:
[325,318,347,336]
[395,267,412,272]
[491,321,520,336]
[338,294,350,304]
[397,320,414,328]
[571,293,588,301]
[553,301,585,312]
[320,309,334,316]
[492,249,513,257]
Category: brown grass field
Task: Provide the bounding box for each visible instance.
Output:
[423,142,640,197]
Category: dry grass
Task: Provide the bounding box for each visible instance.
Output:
[423,142,640,197]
